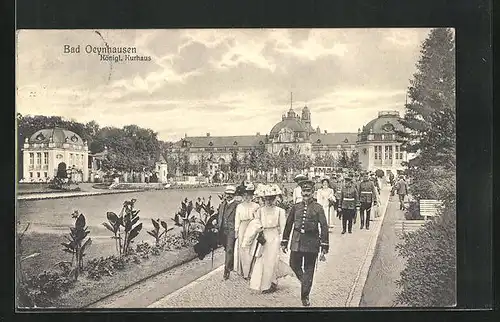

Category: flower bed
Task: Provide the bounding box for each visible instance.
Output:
[17,196,218,308]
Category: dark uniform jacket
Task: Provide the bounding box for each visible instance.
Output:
[359,179,378,203]
[330,180,342,200]
[281,199,329,253]
[339,184,359,209]
[217,199,240,235]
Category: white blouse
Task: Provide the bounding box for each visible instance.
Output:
[235,201,260,235]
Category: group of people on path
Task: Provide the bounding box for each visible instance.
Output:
[293,171,381,234]
[212,169,394,307]
[216,178,329,306]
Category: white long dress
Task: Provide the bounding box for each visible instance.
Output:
[244,206,287,291]
[233,201,260,277]
[316,187,335,227]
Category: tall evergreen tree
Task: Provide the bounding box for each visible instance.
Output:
[399,28,456,171]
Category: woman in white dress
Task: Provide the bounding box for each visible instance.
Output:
[243,184,288,293]
[316,178,336,230]
[233,181,260,279]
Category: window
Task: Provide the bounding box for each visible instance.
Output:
[395,145,403,159]
[374,146,382,159]
[36,153,42,165]
[29,172,33,178]
[44,152,49,164]
[70,153,74,165]
[44,172,48,178]
[29,153,34,165]
[37,172,41,178]
[385,146,393,159]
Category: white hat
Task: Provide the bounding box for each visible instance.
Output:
[225,185,236,194]
[254,183,265,197]
[263,184,283,197]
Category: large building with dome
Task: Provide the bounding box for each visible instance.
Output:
[168,106,408,175]
[21,127,89,183]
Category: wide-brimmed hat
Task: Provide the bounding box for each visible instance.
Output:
[294,174,308,183]
[225,185,236,194]
[262,184,283,197]
[254,183,266,197]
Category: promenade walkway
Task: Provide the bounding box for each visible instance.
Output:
[148,186,391,308]
[17,189,141,201]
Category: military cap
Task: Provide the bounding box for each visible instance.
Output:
[224,185,236,194]
[298,179,315,190]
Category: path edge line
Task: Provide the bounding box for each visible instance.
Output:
[346,185,391,307]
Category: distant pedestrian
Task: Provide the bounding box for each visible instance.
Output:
[393,175,408,210]
[217,185,241,280]
[338,173,359,234]
[316,177,336,230]
[281,179,329,307]
[358,172,380,230]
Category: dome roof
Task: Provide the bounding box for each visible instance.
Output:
[361,111,404,134]
[270,119,307,135]
[29,128,85,146]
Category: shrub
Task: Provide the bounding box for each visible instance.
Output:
[22,270,75,307]
[85,255,127,281]
[172,198,196,240]
[395,201,456,306]
[404,201,424,220]
[147,218,172,247]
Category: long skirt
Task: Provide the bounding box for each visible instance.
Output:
[234,219,253,277]
[249,228,281,291]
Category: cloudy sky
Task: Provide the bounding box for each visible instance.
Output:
[16,28,433,142]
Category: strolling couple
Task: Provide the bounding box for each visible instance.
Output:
[218,182,290,294]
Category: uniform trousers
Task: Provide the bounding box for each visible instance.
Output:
[219,228,236,274]
[359,202,372,228]
[341,209,356,232]
[289,251,319,299]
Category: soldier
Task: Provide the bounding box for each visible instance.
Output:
[281,179,329,307]
[337,173,359,234]
[358,172,380,230]
[217,185,241,280]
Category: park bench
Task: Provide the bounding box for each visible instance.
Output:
[394,220,427,234]
[419,199,443,221]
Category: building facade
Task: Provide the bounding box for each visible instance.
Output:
[167,107,408,175]
[21,128,89,183]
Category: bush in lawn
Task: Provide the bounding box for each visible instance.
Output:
[395,200,456,306]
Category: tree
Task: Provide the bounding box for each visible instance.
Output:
[395,28,456,307]
[348,151,361,171]
[337,150,350,168]
[398,28,456,171]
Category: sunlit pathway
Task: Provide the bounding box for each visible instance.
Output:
[149,187,390,308]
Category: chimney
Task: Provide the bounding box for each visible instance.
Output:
[206,133,210,137]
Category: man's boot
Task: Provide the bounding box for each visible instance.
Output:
[301,296,311,307]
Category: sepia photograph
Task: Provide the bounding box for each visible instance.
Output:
[15,28,456,309]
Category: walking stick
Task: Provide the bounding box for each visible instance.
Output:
[247,240,260,279]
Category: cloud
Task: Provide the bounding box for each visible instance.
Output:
[16,28,436,141]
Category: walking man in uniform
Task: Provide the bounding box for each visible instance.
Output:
[393,175,408,210]
[338,174,359,234]
[358,172,380,230]
[281,179,329,307]
[217,185,240,280]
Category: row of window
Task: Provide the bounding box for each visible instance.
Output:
[29,172,48,178]
[373,145,404,160]
[29,152,49,165]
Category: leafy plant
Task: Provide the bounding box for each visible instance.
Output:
[147,218,173,247]
[103,198,143,257]
[172,198,196,240]
[60,211,92,280]
[22,270,75,307]
[16,222,41,308]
